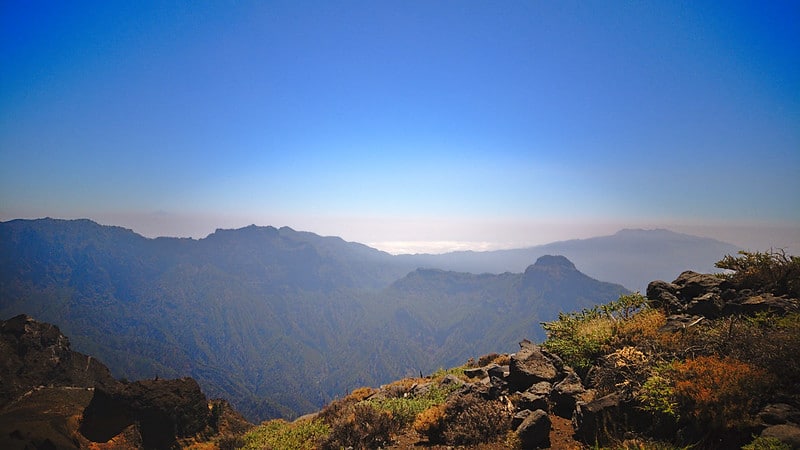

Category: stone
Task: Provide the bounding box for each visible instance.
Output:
[440,374,463,386]
[511,409,532,429]
[684,292,724,318]
[759,403,800,426]
[551,368,586,418]
[673,271,725,300]
[516,391,548,412]
[762,424,800,449]
[740,294,799,315]
[487,364,509,379]
[508,340,558,391]
[527,381,553,396]
[646,280,682,312]
[515,408,551,448]
[80,377,210,450]
[574,392,648,445]
[463,367,487,379]
[658,314,704,333]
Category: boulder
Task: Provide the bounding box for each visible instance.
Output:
[508,340,558,391]
[516,408,551,448]
[739,294,800,315]
[515,391,548,412]
[762,424,800,449]
[551,368,586,418]
[464,367,487,379]
[673,271,725,300]
[574,392,648,445]
[658,314,704,333]
[759,403,800,426]
[527,381,553,396]
[646,280,682,312]
[684,292,724,318]
[440,374,464,386]
[511,409,532,429]
[0,314,115,407]
[487,364,509,379]
[80,377,209,450]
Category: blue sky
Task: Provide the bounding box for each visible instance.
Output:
[1,1,798,253]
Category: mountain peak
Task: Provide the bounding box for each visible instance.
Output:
[532,255,576,270]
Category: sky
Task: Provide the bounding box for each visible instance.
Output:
[1,0,798,254]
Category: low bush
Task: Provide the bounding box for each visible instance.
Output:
[440,393,512,446]
[742,435,792,450]
[590,346,651,398]
[637,367,678,420]
[240,418,329,450]
[673,355,773,431]
[367,382,458,427]
[412,403,447,442]
[318,402,395,450]
[345,386,377,402]
[542,293,649,377]
[716,250,800,297]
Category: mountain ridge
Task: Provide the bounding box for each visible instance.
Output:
[0,218,736,422]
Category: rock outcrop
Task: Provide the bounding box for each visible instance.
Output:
[0,314,251,450]
[0,314,115,406]
[459,339,592,446]
[80,377,210,450]
[647,270,799,321]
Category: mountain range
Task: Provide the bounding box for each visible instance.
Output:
[0,218,738,421]
[397,228,741,292]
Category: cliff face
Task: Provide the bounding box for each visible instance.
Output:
[0,314,117,407]
[0,314,250,450]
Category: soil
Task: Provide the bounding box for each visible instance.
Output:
[386,413,586,449]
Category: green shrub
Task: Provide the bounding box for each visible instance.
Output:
[241,418,329,450]
[413,403,447,442]
[716,250,800,297]
[367,382,458,427]
[439,393,512,446]
[742,435,792,450]
[319,402,395,450]
[637,369,678,420]
[542,293,649,376]
[673,356,773,431]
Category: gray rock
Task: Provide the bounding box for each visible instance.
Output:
[515,408,551,448]
[685,292,724,318]
[440,374,463,386]
[508,340,558,391]
[463,367,487,379]
[760,403,800,426]
[762,424,800,449]
[516,391,548,412]
[658,314,704,333]
[527,381,553,396]
[551,368,586,418]
[487,364,509,379]
[739,294,800,315]
[511,409,532,429]
[646,280,682,312]
[673,271,724,300]
[574,392,647,445]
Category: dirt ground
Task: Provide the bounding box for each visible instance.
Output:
[386,413,586,449]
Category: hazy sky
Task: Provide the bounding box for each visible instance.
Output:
[2,1,798,253]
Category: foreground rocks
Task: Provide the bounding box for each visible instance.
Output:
[0,314,251,450]
[80,377,210,449]
[0,314,116,406]
[457,339,593,448]
[647,270,799,322]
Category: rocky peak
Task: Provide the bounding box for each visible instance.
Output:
[531,255,577,270]
[0,314,115,407]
